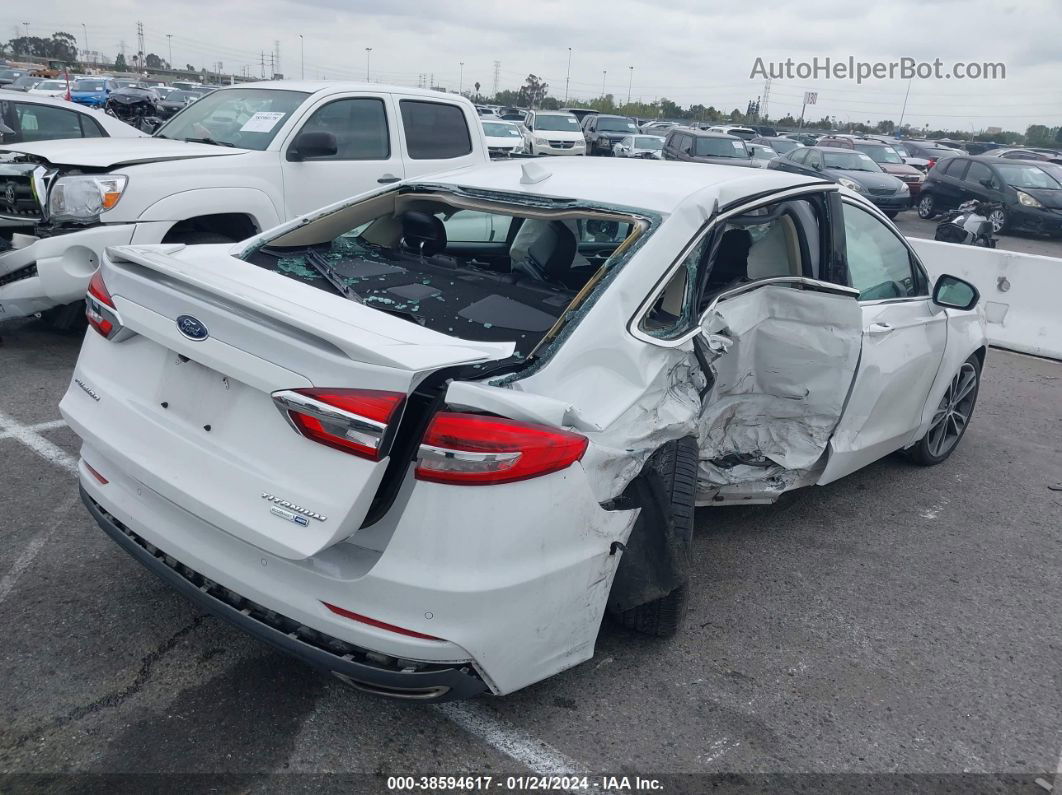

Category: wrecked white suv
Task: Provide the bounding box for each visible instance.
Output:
[61,158,987,700]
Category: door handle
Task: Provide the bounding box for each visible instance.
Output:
[377,174,400,184]
[867,322,894,336]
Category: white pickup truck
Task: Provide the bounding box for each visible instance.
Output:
[0,81,489,326]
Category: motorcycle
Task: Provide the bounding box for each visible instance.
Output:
[105,86,163,134]
[933,200,998,248]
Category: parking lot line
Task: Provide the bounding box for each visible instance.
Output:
[0,490,80,606]
[436,702,582,776]
[0,411,76,474]
[0,404,595,777]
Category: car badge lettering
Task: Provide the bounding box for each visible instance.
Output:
[75,377,101,401]
[261,493,326,522]
[176,314,209,341]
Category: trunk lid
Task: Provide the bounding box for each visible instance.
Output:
[66,244,514,560]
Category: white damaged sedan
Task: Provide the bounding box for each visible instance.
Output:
[61,158,986,700]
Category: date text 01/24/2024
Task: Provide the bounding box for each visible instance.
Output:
[386,776,664,791]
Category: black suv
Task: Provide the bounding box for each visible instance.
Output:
[582,114,639,156]
[662,129,759,168]
[918,155,1062,235]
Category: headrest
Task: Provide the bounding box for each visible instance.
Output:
[401,211,447,257]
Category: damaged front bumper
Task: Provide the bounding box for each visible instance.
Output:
[0,224,136,319]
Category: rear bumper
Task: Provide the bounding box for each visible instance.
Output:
[82,486,488,702]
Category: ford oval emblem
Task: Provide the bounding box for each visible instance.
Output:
[176,315,209,341]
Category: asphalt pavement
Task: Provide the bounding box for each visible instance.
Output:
[0,315,1060,793]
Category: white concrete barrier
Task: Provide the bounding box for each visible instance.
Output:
[910,237,1062,361]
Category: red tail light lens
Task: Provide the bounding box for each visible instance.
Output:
[272,388,405,460]
[415,412,588,485]
[86,270,118,338]
[926,158,937,171]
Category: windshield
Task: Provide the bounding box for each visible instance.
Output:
[598,117,638,132]
[855,143,904,164]
[995,163,1061,189]
[695,137,748,158]
[823,151,880,171]
[725,128,756,141]
[483,122,521,137]
[154,88,308,150]
[0,70,24,80]
[535,114,580,131]
[634,136,663,150]
[167,91,196,103]
[750,146,774,160]
[35,81,65,90]
[767,138,799,153]
[75,80,107,92]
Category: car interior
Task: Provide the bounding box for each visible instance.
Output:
[245,192,640,360]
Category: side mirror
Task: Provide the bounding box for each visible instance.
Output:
[288,130,338,161]
[933,274,979,311]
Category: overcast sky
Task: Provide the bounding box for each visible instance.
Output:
[6,0,1061,131]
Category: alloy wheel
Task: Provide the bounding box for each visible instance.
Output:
[926,362,978,458]
[988,209,1006,233]
[917,194,935,219]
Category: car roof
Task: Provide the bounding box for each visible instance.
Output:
[680,129,740,139]
[811,145,863,153]
[416,157,823,215]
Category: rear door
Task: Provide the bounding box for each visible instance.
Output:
[279,92,403,218]
[818,199,946,484]
[394,96,482,179]
[959,160,1005,205]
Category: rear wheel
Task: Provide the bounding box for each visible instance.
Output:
[917,193,936,219]
[908,355,981,466]
[608,437,699,637]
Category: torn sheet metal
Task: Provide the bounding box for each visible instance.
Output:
[695,285,862,486]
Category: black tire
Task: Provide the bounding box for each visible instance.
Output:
[609,436,699,637]
[41,301,87,333]
[917,193,936,219]
[908,354,981,466]
[170,231,237,245]
[884,210,898,219]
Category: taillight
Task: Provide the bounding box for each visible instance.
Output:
[86,270,121,339]
[272,388,405,460]
[415,412,588,485]
[926,158,937,171]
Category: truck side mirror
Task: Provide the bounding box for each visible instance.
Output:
[288,130,338,161]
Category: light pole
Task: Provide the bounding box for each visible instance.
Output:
[365,47,372,81]
[81,23,88,63]
[601,69,606,97]
[166,33,172,69]
[459,61,464,93]
[564,47,571,104]
[626,65,634,107]
[898,76,912,129]
[298,34,304,80]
